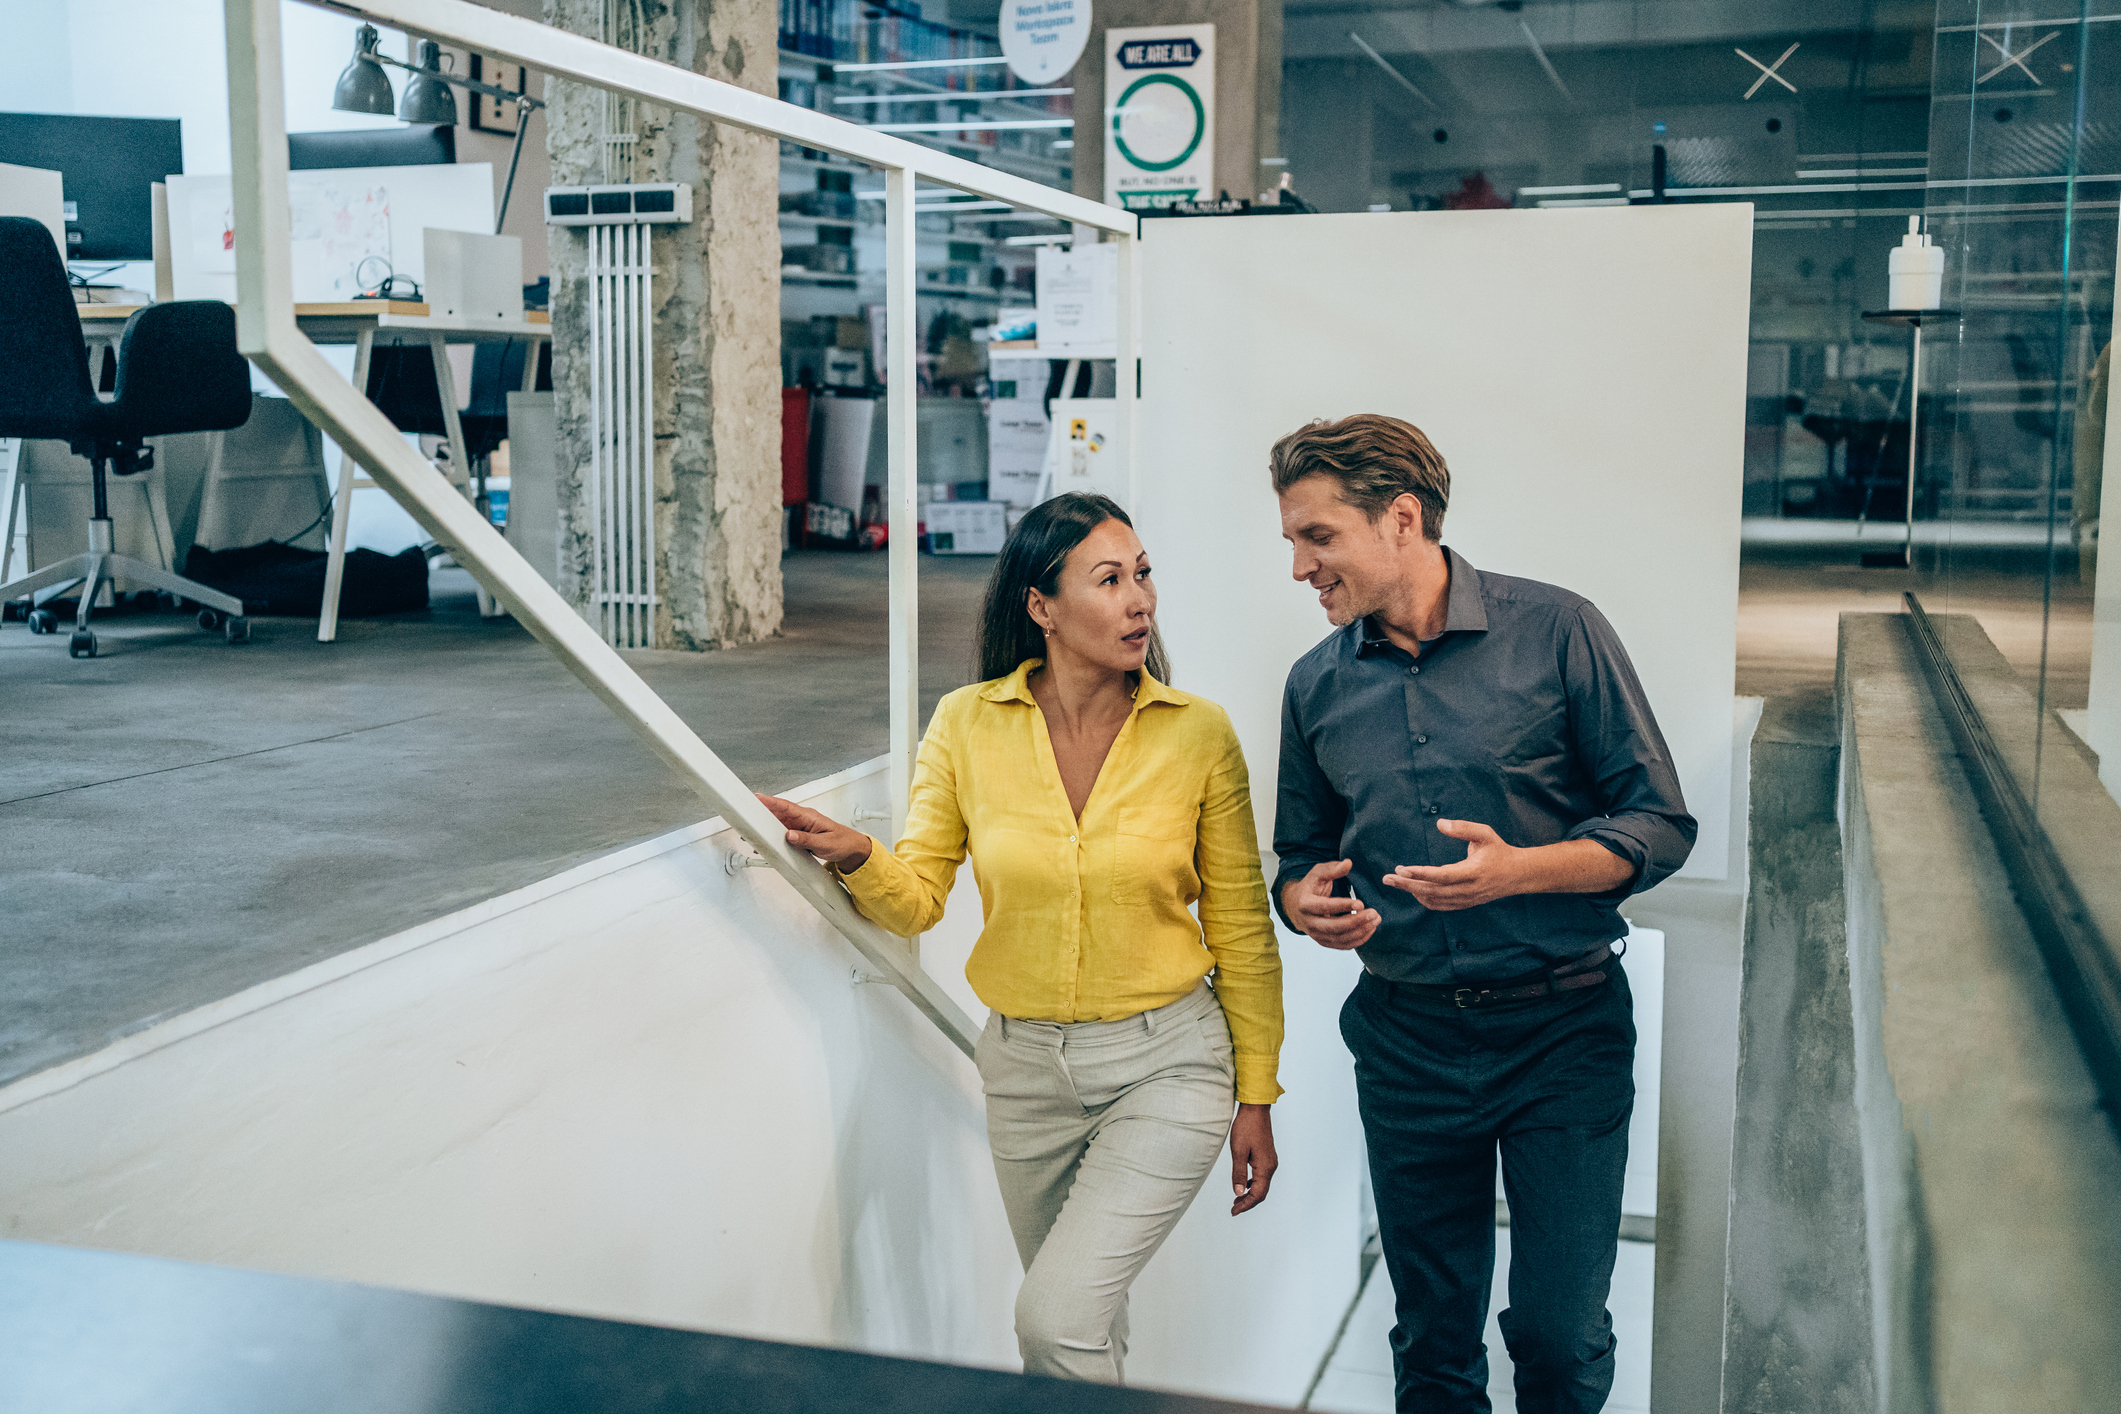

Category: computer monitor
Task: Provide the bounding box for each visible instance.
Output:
[289,125,456,171]
[0,113,182,262]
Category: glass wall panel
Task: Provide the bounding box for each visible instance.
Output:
[1926,2,2117,843]
[776,2,1070,538]
[1280,3,1941,527]
[1279,2,2121,853]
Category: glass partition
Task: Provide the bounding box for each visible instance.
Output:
[1275,3,2121,829]
[1926,3,2118,842]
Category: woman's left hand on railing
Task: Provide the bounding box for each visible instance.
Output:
[757,794,875,875]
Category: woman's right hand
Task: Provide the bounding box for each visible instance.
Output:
[757,794,875,874]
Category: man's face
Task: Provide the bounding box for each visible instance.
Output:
[1278,475,1403,627]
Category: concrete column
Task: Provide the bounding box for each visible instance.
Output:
[544,0,782,650]
[1067,0,1284,207]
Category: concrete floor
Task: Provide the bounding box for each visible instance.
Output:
[3,536,2094,1090]
[1737,544,2093,706]
[0,551,990,1088]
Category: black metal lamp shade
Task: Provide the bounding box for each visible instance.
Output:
[332,24,397,116]
[398,40,459,126]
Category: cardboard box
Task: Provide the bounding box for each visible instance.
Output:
[926,500,1007,555]
[987,396,1050,508]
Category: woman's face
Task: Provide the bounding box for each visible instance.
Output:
[1027,517,1157,675]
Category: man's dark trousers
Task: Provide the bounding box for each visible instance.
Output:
[1341,962,1636,1413]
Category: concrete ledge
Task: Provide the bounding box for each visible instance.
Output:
[1922,611,2121,944]
[1836,613,2121,1412]
[1720,685,1873,1412]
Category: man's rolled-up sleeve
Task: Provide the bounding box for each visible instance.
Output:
[1560,604,1698,897]
[1271,678,1348,931]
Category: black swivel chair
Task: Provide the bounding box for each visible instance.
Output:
[366,336,549,478]
[0,217,256,657]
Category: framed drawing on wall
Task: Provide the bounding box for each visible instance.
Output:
[469,55,528,134]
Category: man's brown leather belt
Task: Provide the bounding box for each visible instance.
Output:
[1395,941,1621,1009]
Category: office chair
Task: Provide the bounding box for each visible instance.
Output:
[366,337,548,473]
[0,217,255,658]
[460,338,551,464]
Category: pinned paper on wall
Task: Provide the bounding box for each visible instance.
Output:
[1033,243,1118,357]
[289,180,392,299]
[186,195,236,277]
[1041,397,1128,507]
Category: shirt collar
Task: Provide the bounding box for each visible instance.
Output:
[978,657,1190,710]
[1355,547,1489,655]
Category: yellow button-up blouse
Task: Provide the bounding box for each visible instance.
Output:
[841,659,1284,1104]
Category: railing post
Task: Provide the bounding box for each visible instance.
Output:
[885,164,920,959]
[1114,225,1139,513]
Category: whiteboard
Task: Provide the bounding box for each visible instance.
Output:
[165,164,493,304]
[1132,206,1751,878]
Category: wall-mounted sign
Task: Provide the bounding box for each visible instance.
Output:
[1104,24,1215,212]
[1033,243,1117,357]
[1000,0,1091,86]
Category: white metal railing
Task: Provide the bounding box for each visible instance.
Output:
[228,0,1142,1057]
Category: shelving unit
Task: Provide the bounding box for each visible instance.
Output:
[776,31,1069,395]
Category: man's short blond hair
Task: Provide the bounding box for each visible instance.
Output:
[1269,414,1450,540]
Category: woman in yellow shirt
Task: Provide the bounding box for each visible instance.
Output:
[759,491,1284,1384]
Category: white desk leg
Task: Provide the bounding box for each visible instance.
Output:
[318,328,374,643]
[144,459,179,572]
[429,331,498,619]
[522,336,547,394]
[0,440,23,584]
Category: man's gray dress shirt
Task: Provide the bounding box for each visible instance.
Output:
[1271,548,1697,985]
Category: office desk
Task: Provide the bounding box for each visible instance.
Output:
[79,302,551,639]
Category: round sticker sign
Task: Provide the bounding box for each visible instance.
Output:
[1112,73,1206,172]
[1000,0,1091,86]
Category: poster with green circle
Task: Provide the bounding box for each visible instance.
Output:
[1104,24,1215,212]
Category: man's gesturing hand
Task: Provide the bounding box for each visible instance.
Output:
[1281,858,1380,950]
[1382,818,1526,912]
[756,793,874,873]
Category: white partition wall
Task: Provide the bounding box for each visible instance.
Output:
[1133,206,1753,877]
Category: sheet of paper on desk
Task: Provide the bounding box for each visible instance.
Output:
[184,190,238,298]
[166,164,492,303]
[289,178,392,299]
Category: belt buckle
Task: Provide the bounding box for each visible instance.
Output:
[1453,987,1476,1008]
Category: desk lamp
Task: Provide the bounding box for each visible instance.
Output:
[332,25,547,232]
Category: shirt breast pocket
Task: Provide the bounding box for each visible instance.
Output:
[1486,695,1568,767]
[1110,805,1198,907]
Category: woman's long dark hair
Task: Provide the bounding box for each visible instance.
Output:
[975,492,1171,684]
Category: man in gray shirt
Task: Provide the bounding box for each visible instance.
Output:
[1270,414,1695,1413]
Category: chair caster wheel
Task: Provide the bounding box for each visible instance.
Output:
[198,609,222,631]
[69,630,96,658]
[28,608,56,634]
[224,616,250,644]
